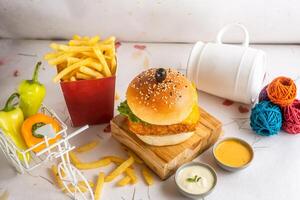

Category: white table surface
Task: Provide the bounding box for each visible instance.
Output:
[0,39,299,200]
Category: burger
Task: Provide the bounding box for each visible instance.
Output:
[117,68,200,146]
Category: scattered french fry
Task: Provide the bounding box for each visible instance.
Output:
[94,172,105,200]
[51,165,65,189]
[51,165,95,193]
[105,157,134,182]
[69,151,81,165]
[63,181,94,193]
[142,167,154,186]
[125,168,137,184]
[88,181,95,188]
[117,176,131,187]
[64,184,87,193]
[103,156,125,165]
[76,140,100,153]
[75,158,112,170]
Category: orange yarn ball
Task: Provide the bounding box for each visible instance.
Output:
[267,76,297,107]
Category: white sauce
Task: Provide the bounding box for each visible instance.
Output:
[176,165,215,195]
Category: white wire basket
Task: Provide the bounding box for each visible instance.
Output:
[0,105,94,200]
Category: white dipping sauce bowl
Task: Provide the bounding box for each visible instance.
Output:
[175,162,217,199]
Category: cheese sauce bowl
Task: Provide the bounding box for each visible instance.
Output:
[175,162,217,199]
[213,137,254,171]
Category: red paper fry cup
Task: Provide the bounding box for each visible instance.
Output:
[60,76,116,127]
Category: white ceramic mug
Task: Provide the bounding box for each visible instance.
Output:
[187,23,266,104]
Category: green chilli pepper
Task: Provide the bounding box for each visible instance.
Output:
[0,93,30,163]
[18,61,46,118]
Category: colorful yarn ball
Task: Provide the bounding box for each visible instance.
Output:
[258,85,269,102]
[282,99,300,134]
[250,101,282,136]
[267,76,297,107]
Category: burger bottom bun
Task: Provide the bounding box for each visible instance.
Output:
[136,131,194,146]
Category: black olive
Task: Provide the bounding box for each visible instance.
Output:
[155,68,167,83]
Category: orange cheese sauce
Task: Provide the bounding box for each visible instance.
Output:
[214,139,252,167]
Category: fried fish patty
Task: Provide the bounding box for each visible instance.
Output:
[127,119,198,136]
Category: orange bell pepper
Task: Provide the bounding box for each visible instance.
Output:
[21,113,61,153]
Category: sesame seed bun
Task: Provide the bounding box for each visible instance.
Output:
[126,68,196,125]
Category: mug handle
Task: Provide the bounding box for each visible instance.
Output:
[216,23,249,47]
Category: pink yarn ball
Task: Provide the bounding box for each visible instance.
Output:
[282,99,300,134]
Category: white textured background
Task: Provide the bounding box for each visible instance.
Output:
[1,0,300,43]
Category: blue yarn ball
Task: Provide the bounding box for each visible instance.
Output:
[250,101,282,136]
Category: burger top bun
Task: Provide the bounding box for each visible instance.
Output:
[126,68,196,125]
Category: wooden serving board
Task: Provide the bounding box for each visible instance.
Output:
[110,107,222,180]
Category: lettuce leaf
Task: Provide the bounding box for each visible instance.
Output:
[117,100,144,123]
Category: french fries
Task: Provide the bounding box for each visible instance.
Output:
[76,140,100,153]
[93,46,112,77]
[61,142,156,197]
[142,167,154,186]
[75,158,112,170]
[94,172,105,200]
[63,181,94,193]
[44,51,64,60]
[44,35,117,82]
[105,156,134,182]
[103,156,125,165]
[48,53,76,66]
[125,168,137,184]
[69,36,100,46]
[51,165,65,189]
[79,66,103,79]
[51,165,94,193]
[69,151,81,165]
[76,72,92,80]
[70,76,76,81]
[116,176,131,186]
